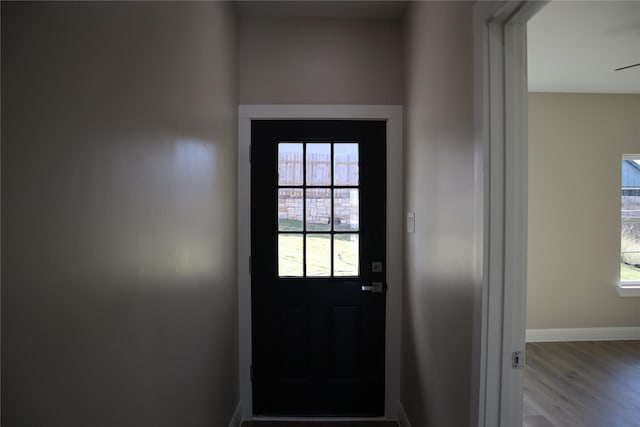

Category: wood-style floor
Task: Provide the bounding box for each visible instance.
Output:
[524,341,640,427]
[242,341,639,427]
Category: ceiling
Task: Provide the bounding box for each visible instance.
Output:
[528,1,640,94]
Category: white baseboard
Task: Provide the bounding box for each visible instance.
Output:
[397,401,411,427]
[526,327,640,342]
[228,401,243,427]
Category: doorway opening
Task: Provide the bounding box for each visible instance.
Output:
[237,105,403,420]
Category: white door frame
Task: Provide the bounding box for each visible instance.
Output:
[472,2,547,426]
[237,105,403,420]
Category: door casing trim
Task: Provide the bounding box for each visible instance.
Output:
[238,105,403,420]
[471,2,547,426]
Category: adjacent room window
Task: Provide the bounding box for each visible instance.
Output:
[620,155,640,284]
[278,142,360,277]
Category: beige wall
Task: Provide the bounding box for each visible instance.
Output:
[402,2,475,426]
[238,16,404,104]
[1,2,238,426]
[528,93,640,329]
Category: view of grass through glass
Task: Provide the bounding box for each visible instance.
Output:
[277,142,360,277]
[334,234,359,276]
[621,157,640,282]
[279,234,303,277]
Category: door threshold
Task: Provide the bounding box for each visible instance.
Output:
[248,416,396,421]
[243,418,399,426]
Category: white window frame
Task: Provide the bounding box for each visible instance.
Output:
[618,154,640,297]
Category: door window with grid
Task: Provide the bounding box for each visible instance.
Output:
[277,142,359,277]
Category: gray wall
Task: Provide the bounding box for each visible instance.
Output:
[1,2,238,426]
[402,2,475,426]
[528,93,640,329]
[238,16,404,104]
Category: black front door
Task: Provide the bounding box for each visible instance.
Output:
[251,120,386,416]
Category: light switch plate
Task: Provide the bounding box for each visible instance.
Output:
[407,212,415,233]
